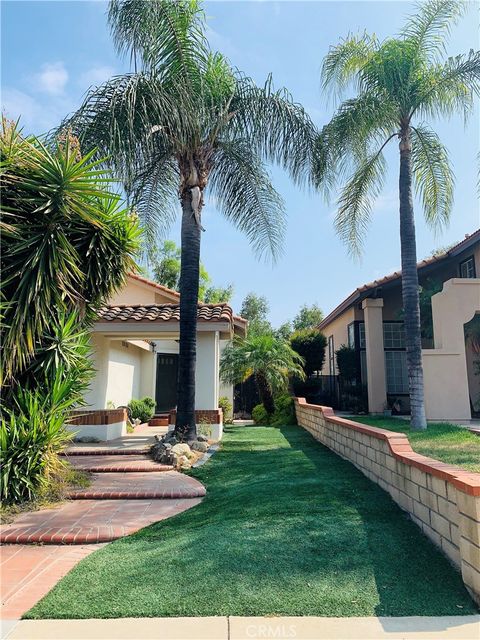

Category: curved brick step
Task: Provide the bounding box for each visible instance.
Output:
[69,454,173,473]
[0,494,204,544]
[67,471,206,500]
[61,449,149,457]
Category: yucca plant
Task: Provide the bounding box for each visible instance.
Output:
[61,0,317,440]
[0,370,75,504]
[220,335,305,415]
[315,0,480,429]
[1,118,140,396]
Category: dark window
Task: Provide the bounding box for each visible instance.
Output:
[385,351,409,394]
[347,323,355,349]
[328,335,335,376]
[359,322,366,349]
[459,256,476,279]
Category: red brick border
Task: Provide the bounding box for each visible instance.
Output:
[169,408,223,425]
[68,409,127,426]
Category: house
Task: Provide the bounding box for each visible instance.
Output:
[318,229,480,421]
[70,273,246,440]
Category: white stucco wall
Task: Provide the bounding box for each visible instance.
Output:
[219,339,234,409]
[195,331,219,410]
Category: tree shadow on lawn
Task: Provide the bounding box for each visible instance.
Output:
[278,426,478,617]
[26,425,478,619]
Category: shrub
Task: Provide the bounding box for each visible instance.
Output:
[128,397,155,424]
[335,345,357,382]
[290,329,327,376]
[218,396,233,424]
[252,404,270,425]
[0,386,73,504]
[270,394,297,426]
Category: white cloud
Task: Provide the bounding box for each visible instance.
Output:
[78,65,116,90]
[2,87,40,125]
[34,62,68,95]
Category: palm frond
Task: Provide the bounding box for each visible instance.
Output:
[411,124,454,229]
[321,32,378,99]
[401,0,466,61]
[209,139,286,262]
[335,148,388,256]
[108,0,208,84]
[230,75,317,188]
[413,49,480,121]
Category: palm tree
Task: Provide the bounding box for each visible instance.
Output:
[316,0,480,429]
[62,0,316,441]
[220,335,305,415]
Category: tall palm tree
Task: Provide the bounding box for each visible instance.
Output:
[316,0,480,429]
[220,335,305,415]
[62,0,316,441]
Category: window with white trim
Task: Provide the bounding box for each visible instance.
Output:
[385,351,409,394]
[460,256,476,279]
[383,322,406,349]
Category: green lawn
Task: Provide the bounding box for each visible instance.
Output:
[27,426,477,619]
[349,417,480,472]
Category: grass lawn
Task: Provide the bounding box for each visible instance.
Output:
[349,417,480,473]
[27,426,477,619]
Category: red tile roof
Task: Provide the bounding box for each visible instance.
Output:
[319,228,480,330]
[98,303,234,324]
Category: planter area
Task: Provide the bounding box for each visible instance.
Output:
[294,398,480,605]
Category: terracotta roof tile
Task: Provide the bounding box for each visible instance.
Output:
[98,304,233,324]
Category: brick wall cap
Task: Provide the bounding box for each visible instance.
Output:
[294,397,480,496]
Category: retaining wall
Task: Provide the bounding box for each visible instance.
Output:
[294,397,480,605]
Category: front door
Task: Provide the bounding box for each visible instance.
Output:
[155,353,178,413]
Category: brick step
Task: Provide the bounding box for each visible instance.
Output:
[148,418,169,427]
[69,454,173,473]
[61,449,149,457]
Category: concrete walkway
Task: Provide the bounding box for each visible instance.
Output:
[2,616,479,640]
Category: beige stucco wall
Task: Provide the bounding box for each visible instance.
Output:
[109,277,176,305]
[219,339,234,409]
[423,278,480,421]
[320,307,355,375]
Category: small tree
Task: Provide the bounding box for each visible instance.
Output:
[335,345,357,382]
[290,329,327,377]
[220,335,305,415]
[240,293,272,336]
[292,304,324,331]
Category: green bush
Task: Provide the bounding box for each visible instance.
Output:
[270,394,297,426]
[1,386,73,504]
[290,329,327,376]
[218,396,233,424]
[252,404,270,425]
[128,397,156,423]
[252,395,297,427]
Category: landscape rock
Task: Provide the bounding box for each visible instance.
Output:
[171,443,192,457]
[197,434,209,442]
[191,440,208,453]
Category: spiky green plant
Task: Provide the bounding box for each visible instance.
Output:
[316,0,480,429]
[220,335,305,415]
[60,0,316,440]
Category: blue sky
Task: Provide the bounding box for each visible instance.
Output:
[2,0,479,325]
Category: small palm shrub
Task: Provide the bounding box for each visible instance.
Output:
[252,404,269,425]
[128,397,156,424]
[218,396,233,424]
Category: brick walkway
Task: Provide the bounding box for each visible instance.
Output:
[1,440,205,619]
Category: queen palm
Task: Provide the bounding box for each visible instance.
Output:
[316,0,480,429]
[220,335,305,416]
[62,0,316,440]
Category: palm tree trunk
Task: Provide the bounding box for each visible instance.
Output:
[255,371,275,415]
[399,125,427,430]
[175,190,201,441]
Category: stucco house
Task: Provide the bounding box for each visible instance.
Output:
[70,273,246,440]
[318,229,480,421]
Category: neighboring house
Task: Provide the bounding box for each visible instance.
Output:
[318,229,480,421]
[73,274,246,440]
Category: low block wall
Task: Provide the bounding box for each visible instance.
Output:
[294,398,480,605]
[169,408,224,440]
